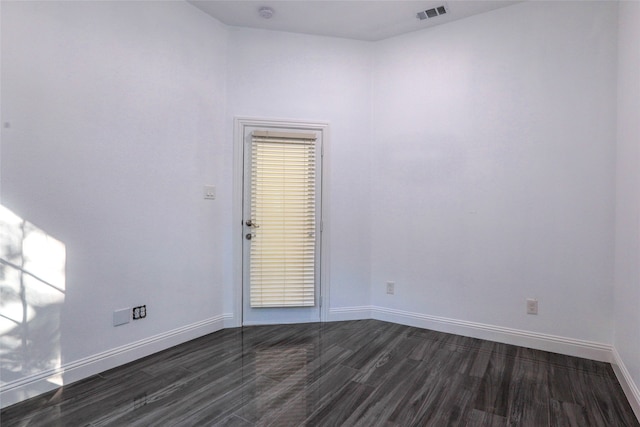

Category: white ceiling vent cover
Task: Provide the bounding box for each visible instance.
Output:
[417,5,447,20]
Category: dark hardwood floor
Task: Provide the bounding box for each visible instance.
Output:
[1,319,638,426]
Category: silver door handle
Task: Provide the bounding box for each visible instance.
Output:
[245,220,259,228]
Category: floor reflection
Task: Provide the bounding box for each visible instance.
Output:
[255,345,309,423]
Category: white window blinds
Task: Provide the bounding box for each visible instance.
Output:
[249,131,317,308]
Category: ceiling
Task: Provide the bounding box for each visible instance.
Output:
[188,1,521,42]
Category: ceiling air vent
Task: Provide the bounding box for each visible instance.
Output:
[417,5,447,20]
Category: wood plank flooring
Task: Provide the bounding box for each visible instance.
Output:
[1,319,638,426]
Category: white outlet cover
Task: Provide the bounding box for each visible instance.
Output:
[386,281,395,295]
[113,308,130,326]
[203,185,216,200]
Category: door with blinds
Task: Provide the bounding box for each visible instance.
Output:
[242,125,323,325]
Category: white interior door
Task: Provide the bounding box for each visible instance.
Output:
[241,124,323,325]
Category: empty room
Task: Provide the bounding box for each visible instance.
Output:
[1,0,639,425]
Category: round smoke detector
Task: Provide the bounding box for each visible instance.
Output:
[259,7,274,19]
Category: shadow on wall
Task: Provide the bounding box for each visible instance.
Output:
[0,205,66,397]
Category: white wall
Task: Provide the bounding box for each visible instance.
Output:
[226,28,373,315]
[371,1,618,344]
[614,0,640,416]
[1,1,228,405]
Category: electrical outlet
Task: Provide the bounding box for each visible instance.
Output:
[526,298,538,315]
[203,185,216,200]
[386,281,395,295]
[133,305,147,320]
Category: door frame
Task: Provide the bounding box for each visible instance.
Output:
[233,117,330,326]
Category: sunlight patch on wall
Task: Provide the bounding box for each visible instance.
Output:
[0,205,66,388]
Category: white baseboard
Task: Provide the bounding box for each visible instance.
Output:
[328,306,373,322]
[0,314,230,409]
[363,305,612,362]
[242,319,320,326]
[223,313,238,328]
[611,347,640,421]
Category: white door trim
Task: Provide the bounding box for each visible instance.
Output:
[232,117,330,327]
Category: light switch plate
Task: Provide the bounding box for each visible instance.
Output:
[203,185,216,200]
